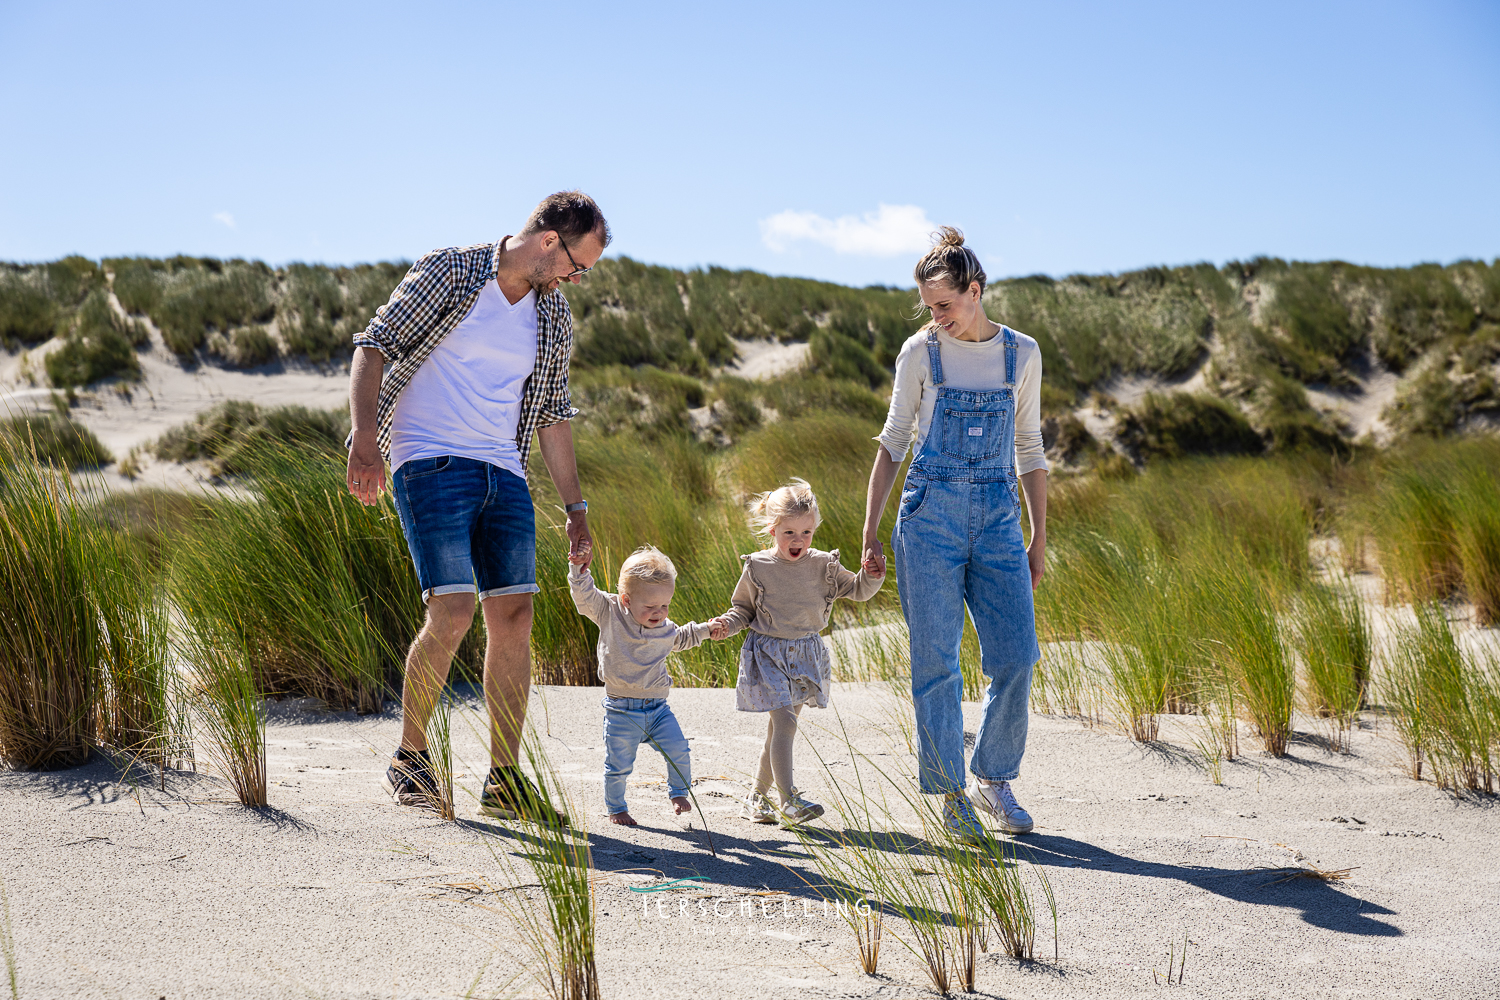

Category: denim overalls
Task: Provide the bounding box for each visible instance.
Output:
[890,326,1040,795]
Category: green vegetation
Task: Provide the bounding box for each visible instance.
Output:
[1116,392,1263,461]
[1295,583,1371,752]
[1385,605,1498,793]
[0,412,113,469]
[1354,437,1500,620]
[0,440,188,773]
[4,253,1497,471]
[0,457,99,769]
[152,399,349,476]
[46,289,147,387]
[150,259,277,357]
[168,444,409,713]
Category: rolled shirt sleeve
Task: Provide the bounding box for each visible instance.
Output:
[351,249,459,364]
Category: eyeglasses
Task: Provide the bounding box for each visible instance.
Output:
[557,235,591,277]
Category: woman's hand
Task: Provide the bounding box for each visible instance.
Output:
[1026,537,1045,591]
[862,534,886,578]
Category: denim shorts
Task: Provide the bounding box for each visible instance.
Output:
[390,455,539,602]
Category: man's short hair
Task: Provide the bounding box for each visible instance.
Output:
[520,190,612,248]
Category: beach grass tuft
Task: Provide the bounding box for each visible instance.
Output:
[1294,582,1370,752]
[0,454,98,769]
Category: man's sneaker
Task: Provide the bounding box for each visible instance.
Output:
[969,779,1034,835]
[774,789,825,829]
[382,750,437,808]
[478,768,569,826]
[741,791,777,824]
[943,792,989,846]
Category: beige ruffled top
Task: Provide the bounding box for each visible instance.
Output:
[717,548,884,640]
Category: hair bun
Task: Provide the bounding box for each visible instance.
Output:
[934,225,965,248]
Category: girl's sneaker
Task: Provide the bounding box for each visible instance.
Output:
[741,791,777,824]
[969,779,1034,835]
[943,792,989,846]
[774,790,824,829]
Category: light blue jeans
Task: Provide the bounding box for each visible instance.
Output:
[601,696,691,815]
[891,474,1039,794]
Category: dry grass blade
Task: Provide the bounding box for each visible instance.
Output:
[1,878,17,1000]
[1257,865,1357,887]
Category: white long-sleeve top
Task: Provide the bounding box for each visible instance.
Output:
[875,325,1050,476]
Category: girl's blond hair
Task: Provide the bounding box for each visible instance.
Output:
[618,544,676,593]
[746,478,822,538]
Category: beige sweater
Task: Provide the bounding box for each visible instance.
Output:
[569,565,711,699]
[717,549,884,640]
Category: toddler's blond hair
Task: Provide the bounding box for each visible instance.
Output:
[746,478,822,539]
[617,544,677,593]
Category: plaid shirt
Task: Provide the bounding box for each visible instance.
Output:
[352,239,577,475]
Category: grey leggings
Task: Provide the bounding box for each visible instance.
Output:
[754,704,804,803]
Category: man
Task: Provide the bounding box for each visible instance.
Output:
[346,190,606,824]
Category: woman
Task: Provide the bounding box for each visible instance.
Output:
[862,227,1048,842]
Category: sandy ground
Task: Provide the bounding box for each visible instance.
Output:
[3,680,1497,1000]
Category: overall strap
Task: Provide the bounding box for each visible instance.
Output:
[926,328,945,386]
[1003,325,1018,386]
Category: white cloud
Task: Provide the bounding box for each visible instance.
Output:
[212,211,236,229]
[760,203,936,257]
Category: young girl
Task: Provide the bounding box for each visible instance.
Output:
[709,479,885,827]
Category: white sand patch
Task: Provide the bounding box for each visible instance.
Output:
[1,328,352,461]
[1305,352,1401,444]
[723,337,809,381]
[3,682,1497,998]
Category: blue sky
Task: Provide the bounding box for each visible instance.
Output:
[1,1,1496,286]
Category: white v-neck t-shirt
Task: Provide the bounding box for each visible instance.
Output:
[389,279,538,478]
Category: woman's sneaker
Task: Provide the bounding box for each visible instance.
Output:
[382,749,436,808]
[741,791,777,824]
[943,792,989,846]
[774,789,825,829]
[969,779,1034,835]
[478,768,569,827]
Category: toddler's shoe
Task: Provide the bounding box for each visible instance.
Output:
[741,791,777,824]
[969,779,1033,835]
[943,792,989,846]
[775,789,824,829]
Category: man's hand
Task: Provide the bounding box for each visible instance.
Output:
[862,534,886,578]
[566,511,592,568]
[346,434,385,506]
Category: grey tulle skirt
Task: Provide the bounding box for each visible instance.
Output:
[735,631,831,712]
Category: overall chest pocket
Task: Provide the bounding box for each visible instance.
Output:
[939,407,1010,461]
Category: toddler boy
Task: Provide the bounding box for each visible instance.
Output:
[569,545,714,825]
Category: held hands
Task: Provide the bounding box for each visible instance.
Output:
[346,436,386,507]
[566,512,593,569]
[862,535,887,578]
[707,616,729,641]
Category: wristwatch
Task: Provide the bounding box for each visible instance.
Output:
[564,500,588,514]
